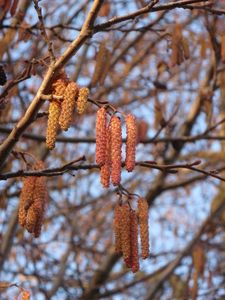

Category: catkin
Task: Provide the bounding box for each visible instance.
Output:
[18,161,47,238]
[113,204,122,254]
[221,34,225,63]
[100,126,111,188]
[59,81,79,131]
[96,107,107,166]
[77,87,89,114]
[46,75,68,149]
[130,210,139,273]
[18,176,36,227]
[21,290,30,300]
[120,203,131,261]
[138,198,149,259]
[125,114,137,172]
[110,115,122,186]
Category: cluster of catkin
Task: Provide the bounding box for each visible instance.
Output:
[46,71,89,150]
[113,198,149,273]
[96,107,137,188]
[18,161,47,238]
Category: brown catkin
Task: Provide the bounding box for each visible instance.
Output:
[125,114,137,172]
[59,81,79,131]
[46,75,68,150]
[96,107,107,166]
[18,176,36,227]
[120,203,131,261]
[25,203,38,233]
[18,161,48,237]
[77,87,89,114]
[130,210,139,273]
[221,34,225,63]
[113,204,122,254]
[138,198,149,259]
[110,115,122,186]
[100,126,111,188]
[32,173,47,237]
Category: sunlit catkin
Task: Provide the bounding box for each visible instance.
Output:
[125,114,137,172]
[96,107,107,166]
[100,126,111,188]
[46,75,68,149]
[18,176,36,227]
[138,198,149,259]
[77,87,89,114]
[110,115,122,186]
[113,204,122,254]
[130,210,139,273]
[120,203,131,261]
[59,81,79,131]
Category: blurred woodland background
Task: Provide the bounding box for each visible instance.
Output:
[1,0,225,299]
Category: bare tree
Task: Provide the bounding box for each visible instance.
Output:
[1,0,225,299]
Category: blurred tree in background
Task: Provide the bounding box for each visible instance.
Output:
[1,0,225,299]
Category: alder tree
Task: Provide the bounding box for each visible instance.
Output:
[0,0,225,299]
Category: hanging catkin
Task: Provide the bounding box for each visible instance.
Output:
[96,107,107,166]
[46,74,68,149]
[59,81,79,131]
[100,125,111,188]
[77,87,89,114]
[120,203,131,261]
[138,198,149,259]
[125,114,137,172]
[18,176,36,227]
[113,204,122,254]
[110,115,122,186]
[221,34,225,63]
[18,161,47,238]
[130,210,139,273]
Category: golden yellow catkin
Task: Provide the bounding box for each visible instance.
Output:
[18,176,36,227]
[130,210,139,273]
[125,114,137,172]
[96,107,107,166]
[120,203,131,261]
[77,87,89,114]
[138,198,149,259]
[46,75,68,149]
[100,126,111,188]
[110,115,122,186]
[59,81,79,131]
[113,204,122,254]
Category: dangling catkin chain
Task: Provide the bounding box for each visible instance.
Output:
[59,81,79,131]
[138,198,149,259]
[100,124,111,188]
[46,73,68,150]
[18,161,48,238]
[96,107,107,166]
[110,115,122,186]
[125,114,137,172]
[77,87,89,114]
